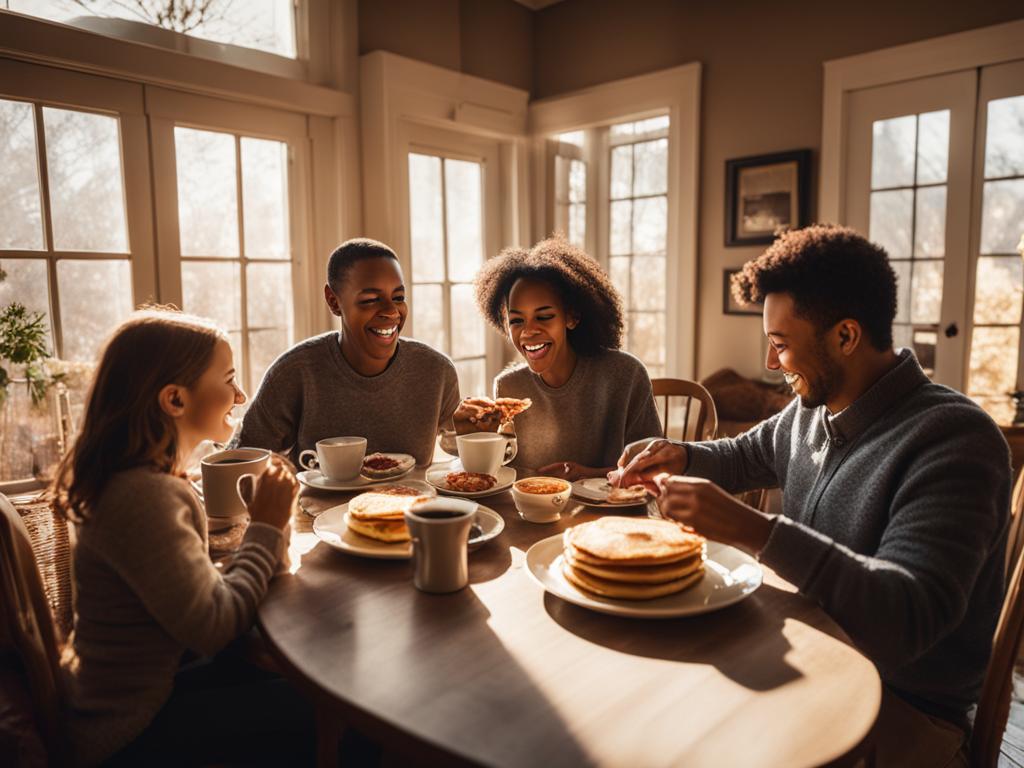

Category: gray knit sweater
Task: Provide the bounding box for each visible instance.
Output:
[64,467,284,766]
[681,349,1010,720]
[237,333,461,466]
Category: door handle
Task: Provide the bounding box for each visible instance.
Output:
[944,323,958,338]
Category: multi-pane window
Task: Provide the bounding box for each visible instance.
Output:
[5,0,297,58]
[174,127,294,394]
[553,131,586,248]
[407,152,487,397]
[608,116,669,377]
[968,95,1024,424]
[0,97,133,362]
[868,110,950,376]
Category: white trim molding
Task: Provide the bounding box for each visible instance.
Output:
[820,18,1024,224]
[528,62,702,379]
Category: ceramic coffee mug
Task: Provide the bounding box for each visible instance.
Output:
[299,436,367,481]
[511,476,571,523]
[200,448,271,522]
[404,497,478,593]
[455,433,517,476]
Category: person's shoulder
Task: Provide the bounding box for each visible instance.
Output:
[901,382,1008,451]
[88,467,196,530]
[591,349,652,379]
[495,361,531,386]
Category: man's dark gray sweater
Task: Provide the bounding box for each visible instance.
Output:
[682,349,1010,722]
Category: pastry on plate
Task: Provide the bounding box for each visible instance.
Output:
[361,452,415,479]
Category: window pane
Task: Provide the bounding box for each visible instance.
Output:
[454,358,486,400]
[910,260,943,324]
[633,196,667,254]
[0,99,44,250]
[893,324,913,350]
[631,256,665,311]
[0,259,51,347]
[249,328,288,396]
[568,203,585,248]
[871,115,916,189]
[973,256,1023,325]
[450,283,484,359]
[610,200,632,255]
[892,260,911,324]
[412,283,444,353]
[633,116,669,134]
[246,262,292,331]
[182,261,240,332]
[913,185,947,258]
[634,139,667,196]
[409,153,444,283]
[56,259,132,361]
[610,146,632,199]
[609,256,629,304]
[175,127,238,257]
[975,396,1014,426]
[569,159,586,203]
[43,107,128,252]
[241,137,289,259]
[630,312,665,366]
[916,110,950,185]
[444,159,482,283]
[980,179,1024,255]
[985,95,1024,179]
[968,326,1019,395]
[870,189,913,259]
[913,330,937,376]
[10,0,297,58]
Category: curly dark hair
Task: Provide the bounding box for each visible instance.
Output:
[731,224,897,350]
[474,237,624,355]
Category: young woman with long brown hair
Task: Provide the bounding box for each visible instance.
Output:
[52,308,306,766]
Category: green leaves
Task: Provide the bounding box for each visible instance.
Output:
[0,302,56,407]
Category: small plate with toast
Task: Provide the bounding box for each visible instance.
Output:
[425,466,516,498]
[572,477,652,508]
[297,453,415,491]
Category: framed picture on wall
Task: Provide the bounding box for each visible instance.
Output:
[725,149,810,246]
[723,269,763,316]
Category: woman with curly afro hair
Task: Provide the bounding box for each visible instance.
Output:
[453,237,661,480]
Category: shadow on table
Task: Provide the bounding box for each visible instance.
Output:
[543,582,808,693]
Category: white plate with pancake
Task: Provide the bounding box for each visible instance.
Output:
[571,477,652,509]
[313,502,506,558]
[524,534,762,618]
[297,463,414,491]
[425,466,516,498]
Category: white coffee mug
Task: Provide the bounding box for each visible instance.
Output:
[455,432,517,476]
[200,448,271,522]
[299,436,367,481]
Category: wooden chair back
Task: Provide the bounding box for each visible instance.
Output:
[1005,470,1024,591]
[651,378,718,442]
[0,493,69,764]
[971,477,1024,768]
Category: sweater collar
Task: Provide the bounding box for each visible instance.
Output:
[822,348,928,447]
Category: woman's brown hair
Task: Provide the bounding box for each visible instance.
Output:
[51,308,226,523]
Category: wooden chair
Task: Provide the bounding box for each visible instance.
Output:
[0,493,69,765]
[971,477,1024,768]
[1006,470,1024,592]
[651,378,718,442]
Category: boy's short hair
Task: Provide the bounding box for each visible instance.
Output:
[327,238,398,291]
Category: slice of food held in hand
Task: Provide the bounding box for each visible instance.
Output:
[493,397,532,424]
[605,484,649,505]
[346,485,432,543]
[361,452,415,479]
[445,471,497,493]
[561,517,706,600]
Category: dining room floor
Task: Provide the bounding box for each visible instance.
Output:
[1001,668,1024,766]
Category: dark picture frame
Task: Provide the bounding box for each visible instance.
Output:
[725,149,811,246]
[723,269,763,316]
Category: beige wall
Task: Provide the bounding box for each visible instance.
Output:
[358,0,533,92]
[534,0,1024,380]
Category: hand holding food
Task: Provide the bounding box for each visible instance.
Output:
[610,439,687,493]
[453,396,532,435]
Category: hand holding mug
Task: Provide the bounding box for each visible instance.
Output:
[246,456,298,531]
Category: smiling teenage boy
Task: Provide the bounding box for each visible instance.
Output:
[613,225,1010,767]
[236,238,460,466]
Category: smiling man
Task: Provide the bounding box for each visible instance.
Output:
[236,238,460,466]
[614,225,1010,766]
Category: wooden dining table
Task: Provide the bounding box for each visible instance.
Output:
[257,464,881,768]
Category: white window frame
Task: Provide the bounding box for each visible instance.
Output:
[528,63,702,379]
[360,51,530,384]
[0,57,158,355]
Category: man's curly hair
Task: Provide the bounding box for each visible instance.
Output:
[731,225,897,350]
[474,237,624,356]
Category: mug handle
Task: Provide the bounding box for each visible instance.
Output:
[298,449,319,471]
[236,473,257,509]
[502,437,518,465]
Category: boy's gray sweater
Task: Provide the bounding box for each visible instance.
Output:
[683,349,1010,721]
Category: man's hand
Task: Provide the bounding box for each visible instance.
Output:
[453,397,501,435]
[609,439,688,493]
[655,475,775,556]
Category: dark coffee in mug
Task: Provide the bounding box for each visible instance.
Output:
[415,510,466,520]
[211,458,250,465]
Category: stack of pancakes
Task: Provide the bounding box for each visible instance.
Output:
[562,517,705,600]
[346,485,433,543]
